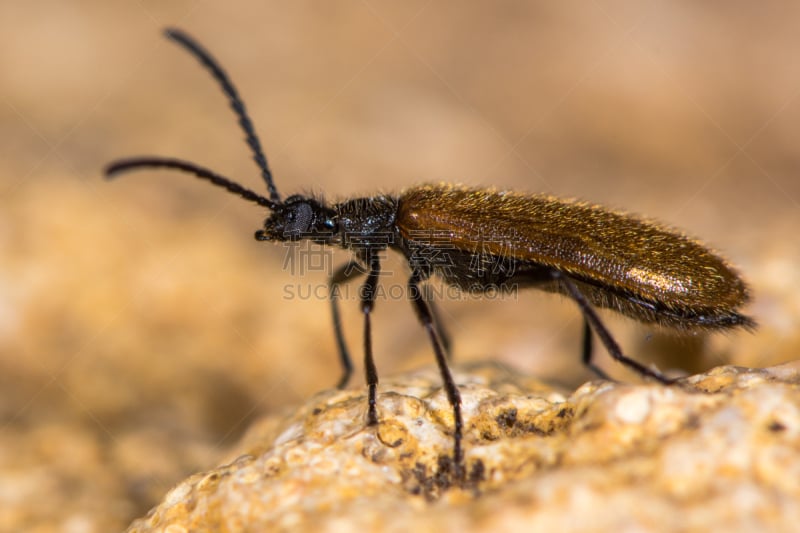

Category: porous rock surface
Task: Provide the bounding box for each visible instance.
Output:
[127,361,800,532]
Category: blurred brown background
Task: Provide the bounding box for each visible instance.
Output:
[2,2,799,530]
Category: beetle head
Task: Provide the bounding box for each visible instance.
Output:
[255,195,338,244]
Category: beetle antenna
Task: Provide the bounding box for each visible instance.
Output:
[105,157,278,209]
[164,27,281,203]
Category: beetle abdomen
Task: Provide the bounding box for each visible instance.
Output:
[397,184,753,330]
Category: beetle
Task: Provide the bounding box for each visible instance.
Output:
[106,28,755,478]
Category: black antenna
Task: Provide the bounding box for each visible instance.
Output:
[106,158,277,209]
[164,27,281,203]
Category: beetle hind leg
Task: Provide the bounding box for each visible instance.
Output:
[580,318,613,381]
[556,272,673,384]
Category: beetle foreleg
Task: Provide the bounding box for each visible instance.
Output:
[329,260,367,389]
[360,252,382,426]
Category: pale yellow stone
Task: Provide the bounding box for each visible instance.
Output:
[126,361,800,532]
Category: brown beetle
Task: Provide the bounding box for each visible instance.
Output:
[106,28,755,478]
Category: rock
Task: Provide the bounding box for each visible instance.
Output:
[126,361,800,532]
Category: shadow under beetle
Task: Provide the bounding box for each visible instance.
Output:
[106,28,755,479]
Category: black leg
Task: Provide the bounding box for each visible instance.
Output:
[408,269,464,478]
[556,272,672,384]
[360,252,382,426]
[581,318,612,380]
[425,284,452,359]
[329,260,365,389]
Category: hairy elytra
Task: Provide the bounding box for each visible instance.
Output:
[106,28,755,479]
[397,185,752,329]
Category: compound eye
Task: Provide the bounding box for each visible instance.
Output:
[285,202,313,235]
[322,218,336,230]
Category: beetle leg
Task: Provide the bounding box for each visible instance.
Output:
[424,284,453,360]
[581,318,613,380]
[408,269,464,478]
[557,272,672,384]
[359,251,382,426]
[329,260,366,389]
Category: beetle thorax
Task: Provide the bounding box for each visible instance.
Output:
[334,195,399,251]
